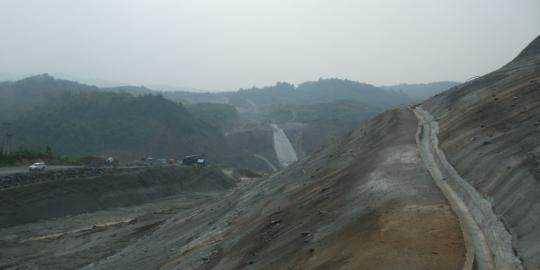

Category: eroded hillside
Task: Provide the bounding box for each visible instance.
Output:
[0,106,466,270]
[422,35,540,269]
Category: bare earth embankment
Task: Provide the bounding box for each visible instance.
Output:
[415,107,522,270]
[422,35,540,269]
[0,107,464,270]
[0,166,236,269]
[106,108,464,269]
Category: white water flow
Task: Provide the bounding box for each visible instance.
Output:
[270,124,298,167]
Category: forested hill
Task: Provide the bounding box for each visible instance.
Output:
[233,79,409,107]
[0,74,234,162]
[0,74,430,170]
[163,78,412,110]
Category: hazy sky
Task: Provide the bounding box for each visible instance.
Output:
[1,0,539,90]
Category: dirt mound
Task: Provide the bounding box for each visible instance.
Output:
[423,36,540,268]
[0,166,235,228]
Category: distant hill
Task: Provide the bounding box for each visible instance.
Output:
[101,85,155,96]
[157,79,415,160]
[49,73,130,88]
[145,84,206,93]
[225,79,411,155]
[269,100,381,155]
[164,78,411,109]
[383,81,460,101]
[0,75,417,171]
[0,75,250,167]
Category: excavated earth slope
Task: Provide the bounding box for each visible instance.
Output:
[0,167,237,269]
[78,107,463,270]
[423,35,540,269]
[0,108,465,270]
[0,167,235,228]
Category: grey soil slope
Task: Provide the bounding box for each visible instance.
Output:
[0,165,82,176]
[0,108,465,270]
[422,35,540,269]
[0,167,235,228]
[0,166,237,269]
[415,107,521,269]
[48,107,462,270]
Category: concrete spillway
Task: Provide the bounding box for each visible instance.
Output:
[270,124,298,167]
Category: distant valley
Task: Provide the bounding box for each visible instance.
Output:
[0,75,456,171]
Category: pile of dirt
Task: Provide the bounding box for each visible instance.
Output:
[423,35,540,268]
[0,166,235,228]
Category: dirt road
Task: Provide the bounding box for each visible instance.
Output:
[253,154,278,172]
[0,165,82,176]
[414,106,522,270]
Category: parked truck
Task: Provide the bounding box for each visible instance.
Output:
[182,155,207,167]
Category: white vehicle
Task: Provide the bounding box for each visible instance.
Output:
[29,162,47,171]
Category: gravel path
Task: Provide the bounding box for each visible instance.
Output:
[414,106,522,270]
[0,165,82,176]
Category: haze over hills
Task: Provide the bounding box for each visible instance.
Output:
[0,74,231,163]
[159,79,419,157]
[0,72,205,92]
[161,79,411,107]
[383,81,461,101]
[0,74,418,171]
